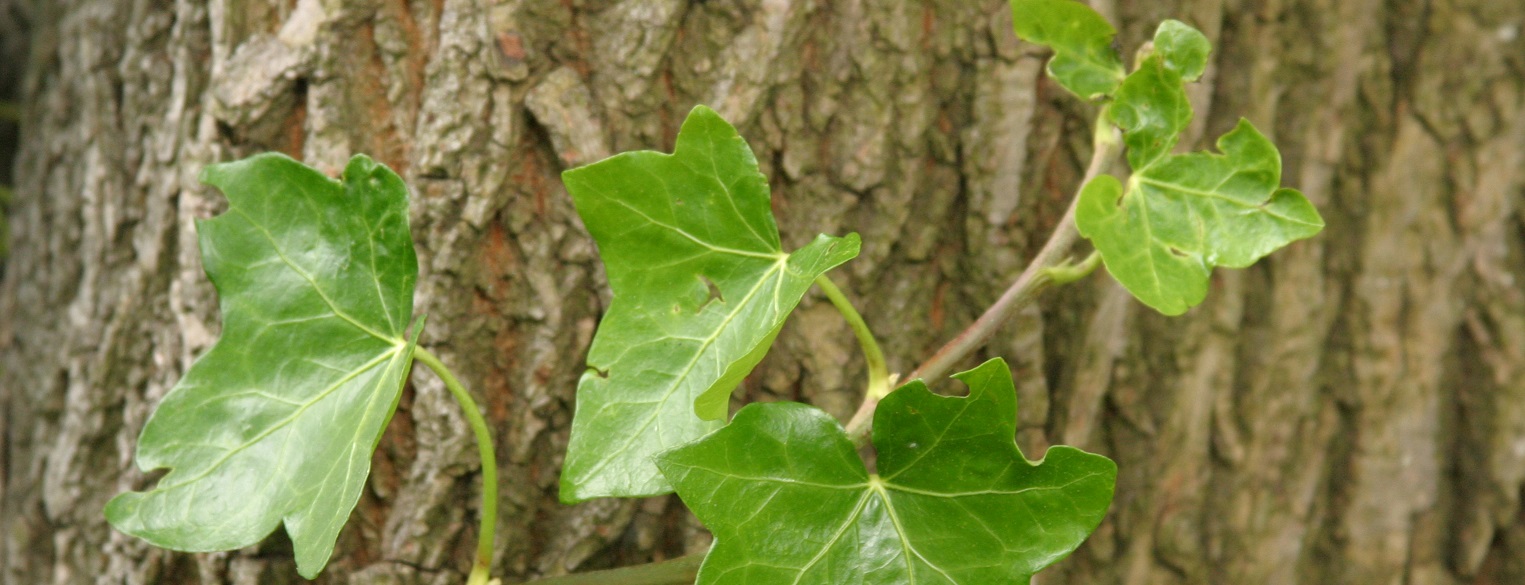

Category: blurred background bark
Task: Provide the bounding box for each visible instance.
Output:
[2,0,1524,583]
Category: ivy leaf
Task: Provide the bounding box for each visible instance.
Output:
[1109,52,1193,171]
[657,358,1116,584]
[1011,0,1126,99]
[560,105,860,502]
[1078,20,1323,316]
[105,154,419,578]
[1108,21,1211,170]
[1078,120,1324,315]
[1151,20,1211,82]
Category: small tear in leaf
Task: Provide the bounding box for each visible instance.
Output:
[590,366,610,380]
[138,468,169,489]
[697,275,725,311]
[1168,246,1189,258]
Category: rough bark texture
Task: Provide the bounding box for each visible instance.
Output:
[3,0,1524,584]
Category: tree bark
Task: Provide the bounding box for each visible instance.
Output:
[2,0,1523,584]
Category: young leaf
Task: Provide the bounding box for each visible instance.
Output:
[560,105,860,502]
[1109,53,1193,171]
[105,154,419,578]
[657,359,1116,584]
[1077,20,1323,316]
[1108,20,1211,171]
[1010,0,1126,99]
[1150,20,1211,82]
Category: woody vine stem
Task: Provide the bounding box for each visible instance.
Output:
[842,113,1120,446]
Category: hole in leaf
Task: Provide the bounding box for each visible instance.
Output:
[696,275,725,312]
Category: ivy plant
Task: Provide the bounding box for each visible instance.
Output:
[106,1,1321,584]
[1074,20,1322,315]
[106,154,425,578]
[558,107,860,501]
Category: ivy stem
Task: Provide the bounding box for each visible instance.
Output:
[815,275,892,402]
[520,554,704,585]
[1045,250,1103,285]
[843,113,1121,446]
[414,347,498,585]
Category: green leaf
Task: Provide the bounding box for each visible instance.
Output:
[1011,0,1126,99]
[1109,53,1193,170]
[1078,19,1322,316]
[1077,120,1324,315]
[1151,20,1211,82]
[560,105,860,502]
[1107,21,1212,170]
[658,359,1116,584]
[105,153,419,578]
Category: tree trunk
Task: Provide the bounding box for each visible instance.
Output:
[3,0,1524,584]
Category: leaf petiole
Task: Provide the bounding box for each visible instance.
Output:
[414,347,498,585]
[1042,250,1102,285]
[814,275,891,401]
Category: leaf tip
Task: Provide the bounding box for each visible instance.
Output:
[294,546,335,580]
[686,103,721,120]
[841,230,863,249]
[103,491,138,530]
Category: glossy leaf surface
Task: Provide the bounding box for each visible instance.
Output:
[1078,21,1323,315]
[106,154,419,578]
[659,359,1116,584]
[561,105,859,502]
[1010,0,1126,99]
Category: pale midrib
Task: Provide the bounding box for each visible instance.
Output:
[693,139,774,249]
[148,348,401,494]
[872,480,958,583]
[878,399,974,483]
[1135,175,1244,207]
[608,198,784,261]
[200,344,412,542]
[699,471,867,492]
[1136,174,1317,226]
[364,219,398,332]
[578,259,789,481]
[788,490,874,585]
[1115,175,1167,297]
[881,472,1103,498]
[232,207,397,344]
